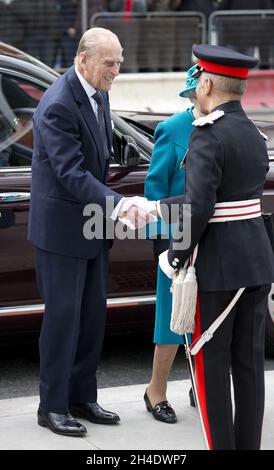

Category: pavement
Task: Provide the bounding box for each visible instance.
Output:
[0,373,273,450]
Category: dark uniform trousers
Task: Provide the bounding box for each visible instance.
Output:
[35,241,109,414]
[194,284,271,450]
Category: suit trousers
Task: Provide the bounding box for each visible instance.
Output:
[35,242,109,413]
[193,284,270,450]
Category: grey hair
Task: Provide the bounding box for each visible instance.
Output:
[185,89,197,102]
[74,27,121,65]
[201,72,247,97]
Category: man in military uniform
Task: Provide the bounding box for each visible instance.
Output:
[157,45,274,449]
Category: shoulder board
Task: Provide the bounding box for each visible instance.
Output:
[257,128,268,141]
[193,110,225,127]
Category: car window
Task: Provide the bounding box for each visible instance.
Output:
[0,73,44,168]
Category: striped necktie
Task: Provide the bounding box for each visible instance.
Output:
[92,91,109,161]
[93,91,105,130]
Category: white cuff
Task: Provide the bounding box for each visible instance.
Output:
[119,217,136,230]
[110,197,125,221]
[158,250,175,279]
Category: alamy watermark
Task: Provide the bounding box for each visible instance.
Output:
[82,196,191,251]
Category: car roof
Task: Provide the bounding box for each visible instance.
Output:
[0,42,59,81]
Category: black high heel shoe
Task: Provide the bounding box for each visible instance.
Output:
[189,387,196,407]
[143,389,177,424]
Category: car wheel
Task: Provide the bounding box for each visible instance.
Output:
[266,283,274,357]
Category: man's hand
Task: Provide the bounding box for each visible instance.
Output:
[118,196,158,229]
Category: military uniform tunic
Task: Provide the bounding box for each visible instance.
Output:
[160,100,274,449]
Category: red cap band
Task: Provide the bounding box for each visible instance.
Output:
[198,59,249,79]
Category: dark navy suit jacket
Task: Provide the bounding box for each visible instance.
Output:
[28,66,121,259]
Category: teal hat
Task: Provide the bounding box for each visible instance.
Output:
[179,64,198,98]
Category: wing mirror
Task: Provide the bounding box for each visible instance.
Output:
[121,135,141,167]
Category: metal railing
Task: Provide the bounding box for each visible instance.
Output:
[1,1,274,72]
[90,12,206,73]
[208,10,274,69]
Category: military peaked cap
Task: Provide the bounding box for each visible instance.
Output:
[192,44,259,79]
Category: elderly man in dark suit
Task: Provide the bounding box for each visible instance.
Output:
[28,27,144,437]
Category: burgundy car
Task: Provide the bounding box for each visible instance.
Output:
[1,43,274,355]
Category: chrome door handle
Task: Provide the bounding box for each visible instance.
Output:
[0,192,30,202]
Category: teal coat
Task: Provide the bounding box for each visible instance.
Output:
[145,107,195,344]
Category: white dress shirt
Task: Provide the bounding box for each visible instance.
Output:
[75,66,99,119]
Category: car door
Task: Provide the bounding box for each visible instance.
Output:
[107,114,157,300]
[0,69,45,308]
[0,68,157,332]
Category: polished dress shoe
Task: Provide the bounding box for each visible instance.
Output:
[37,405,87,437]
[70,402,120,424]
[144,390,177,424]
[189,387,196,407]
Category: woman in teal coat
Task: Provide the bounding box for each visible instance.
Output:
[144,65,200,423]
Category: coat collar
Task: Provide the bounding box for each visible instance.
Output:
[74,66,97,100]
[67,66,112,175]
[211,100,244,114]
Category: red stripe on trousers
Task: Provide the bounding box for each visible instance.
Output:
[193,296,213,450]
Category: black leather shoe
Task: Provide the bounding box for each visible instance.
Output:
[70,402,120,425]
[189,387,196,407]
[37,405,87,437]
[144,390,177,424]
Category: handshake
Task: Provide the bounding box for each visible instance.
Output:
[115,196,159,230]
